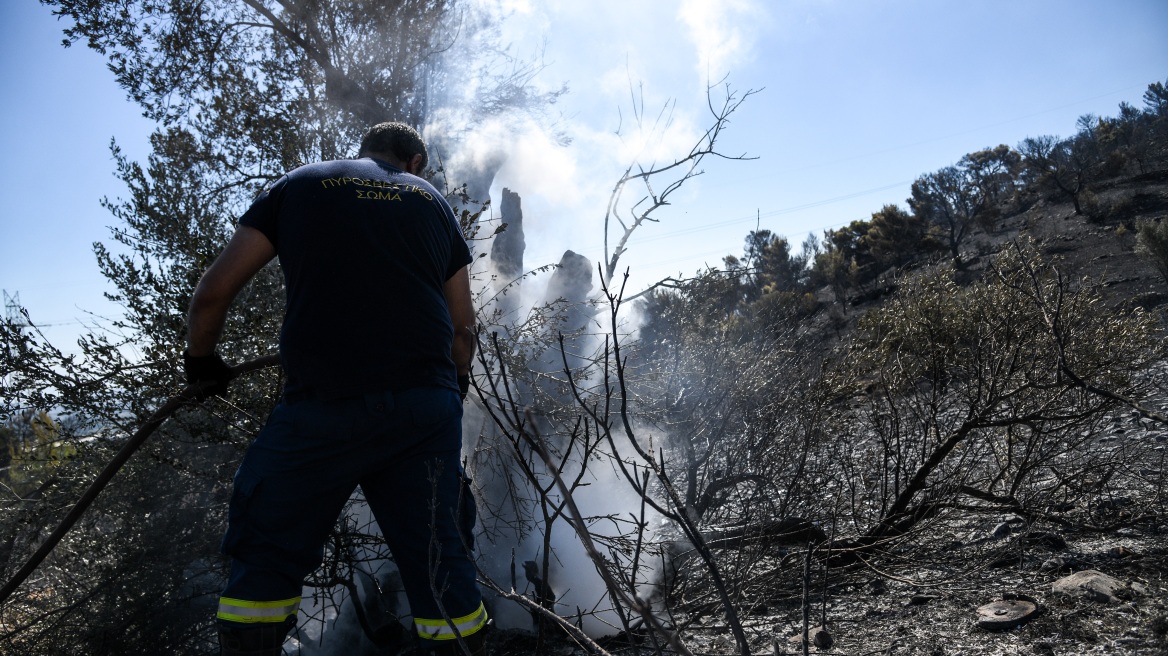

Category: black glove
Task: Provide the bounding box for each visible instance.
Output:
[183,350,235,401]
[458,373,470,402]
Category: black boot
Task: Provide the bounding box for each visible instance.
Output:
[218,618,296,656]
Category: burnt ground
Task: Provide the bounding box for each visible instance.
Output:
[695,181,1168,656]
[679,179,1168,656]
[728,408,1168,656]
[515,517,1168,656]
[975,172,1168,314]
[662,422,1168,656]
[476,177,1168,656]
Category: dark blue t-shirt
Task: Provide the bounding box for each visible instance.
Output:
[239,157,472,398]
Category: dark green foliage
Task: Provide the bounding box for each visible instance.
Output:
[910,144,1020,263]
[822,219,875,276]
[1143,81,1168,118]
[742,230,808,294]
[801,205,940,306]
[809,237,859,304]
[865,203,940,270]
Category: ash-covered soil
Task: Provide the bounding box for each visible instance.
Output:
[688,185,1168,656]
[682,502,1168,656]
[975,173,1168,313]
[665,417,1168,655]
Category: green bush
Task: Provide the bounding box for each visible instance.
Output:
[1135,218,1168,284]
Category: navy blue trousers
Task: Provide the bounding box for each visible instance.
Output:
[217,387,486,643]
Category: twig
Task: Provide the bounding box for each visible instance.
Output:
[598,271,752,655]
[478,580,613,656]
[515,411,696,656]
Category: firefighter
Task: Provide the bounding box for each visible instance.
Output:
[185,122,487,655]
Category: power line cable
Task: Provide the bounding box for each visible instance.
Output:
[522,178,913,266]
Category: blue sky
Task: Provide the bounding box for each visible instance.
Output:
[1,0,1166,353]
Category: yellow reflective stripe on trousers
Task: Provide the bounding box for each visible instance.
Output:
[217,596,301,624]
[414,602,488,640]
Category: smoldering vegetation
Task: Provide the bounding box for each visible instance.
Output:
[2,1,1168,654]
[459,231,1168,655]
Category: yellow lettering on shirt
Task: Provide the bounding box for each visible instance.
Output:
[355,190,404,201]
[322,176,434,203]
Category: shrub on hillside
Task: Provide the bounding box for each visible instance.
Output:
[1136,217,1168,284]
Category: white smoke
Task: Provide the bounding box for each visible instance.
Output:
[461,355,671,638]
[678,0,766,82]
[295,496,411,655]
[424,3,763,634]
[449,0,768,285]
[293,1,767,645]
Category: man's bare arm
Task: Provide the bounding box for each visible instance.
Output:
[443,265,476,376]
[187,226,277,356]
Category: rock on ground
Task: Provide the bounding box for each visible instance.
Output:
[1052,570,1128,603]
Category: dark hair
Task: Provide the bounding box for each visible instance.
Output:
[358,122,428,171]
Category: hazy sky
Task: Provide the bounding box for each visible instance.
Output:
[1,0,1166,354]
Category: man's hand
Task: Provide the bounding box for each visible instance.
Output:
[184,351,236,400]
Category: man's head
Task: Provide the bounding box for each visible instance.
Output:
[358,122,428,175]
